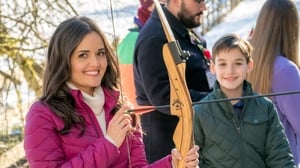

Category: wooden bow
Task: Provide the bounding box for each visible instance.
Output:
[153,0,194,167]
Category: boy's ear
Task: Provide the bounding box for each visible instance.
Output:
[210,61,216,74]
[247,58,254,72]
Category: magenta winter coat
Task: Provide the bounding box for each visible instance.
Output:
[24,87,172,168]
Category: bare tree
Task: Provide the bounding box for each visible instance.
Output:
[0,0,81,143]
[0,1,83,167]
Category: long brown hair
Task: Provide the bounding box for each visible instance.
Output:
[247,0,299,94]
[41,16,120,135]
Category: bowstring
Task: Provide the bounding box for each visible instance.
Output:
[107,0,127,104]
[107,1,131,168]
[127,90,300,113]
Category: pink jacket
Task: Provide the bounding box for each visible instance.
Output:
[24,87,171,168]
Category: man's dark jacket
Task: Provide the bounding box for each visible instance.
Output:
[133,6,210,163]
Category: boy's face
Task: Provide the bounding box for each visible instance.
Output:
[210,48,253,94]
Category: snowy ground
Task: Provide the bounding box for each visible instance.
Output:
[205,0,300,50]
[77,0,140,41]
[203,0,265,50]
[78,0,300,50]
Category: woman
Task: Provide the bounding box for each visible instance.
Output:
[24,16,199,168]
[247,0,300,166]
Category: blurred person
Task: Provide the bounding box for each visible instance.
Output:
[117,0,167,106]
[23,16,200,168]
[117,0,155,105]
[133,0,213,163]
[247,0,300,166]
[194,34,295,167]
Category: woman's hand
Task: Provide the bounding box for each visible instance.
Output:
[171,145,200,168]
[106,106,132,147]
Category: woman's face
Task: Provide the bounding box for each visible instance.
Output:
[69,31,107,95]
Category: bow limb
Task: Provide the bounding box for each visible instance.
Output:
[163,43,194,168]
[153,0,194,167]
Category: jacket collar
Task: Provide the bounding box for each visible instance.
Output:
[213,80,253,99]
[69,87,120,115]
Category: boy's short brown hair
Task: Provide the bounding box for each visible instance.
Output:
[212,34,253,63]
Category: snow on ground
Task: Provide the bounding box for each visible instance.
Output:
[78,0,265,46]
[204,0,300,50]
[203,0,265,50]
[77,0,140,41]
[78,0,264,44]
[79,0,300,51]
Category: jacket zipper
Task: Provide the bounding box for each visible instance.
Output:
[238,107,247,167]
[232,118,240,134]
[232,108,247,167]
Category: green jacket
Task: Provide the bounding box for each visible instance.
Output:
[117,27,139,64]
[193,81,295,168]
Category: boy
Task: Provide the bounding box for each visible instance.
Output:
[193,34,295,167]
